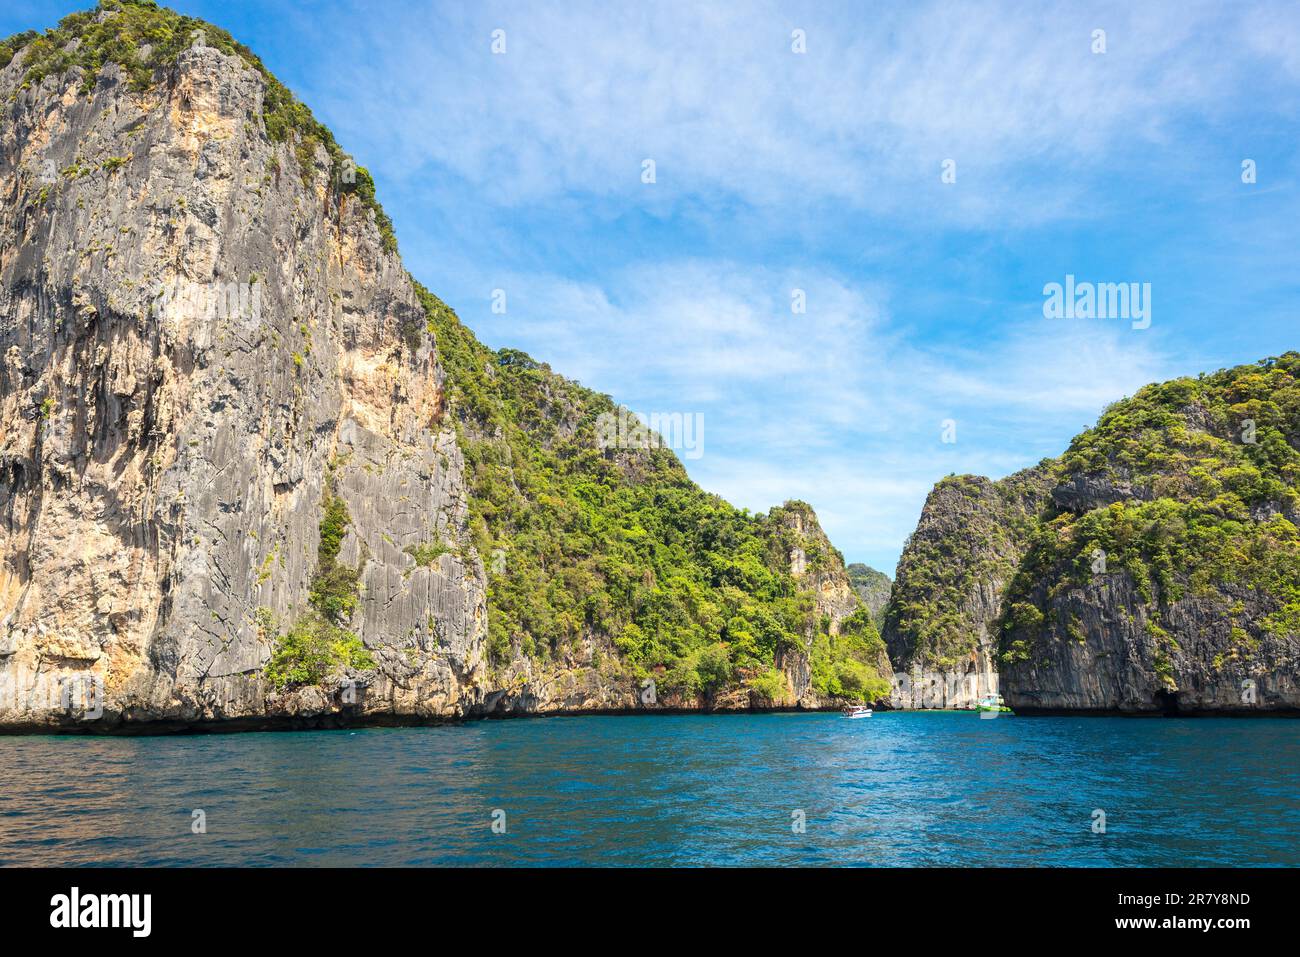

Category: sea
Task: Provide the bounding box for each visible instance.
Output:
[1,712,1296,866]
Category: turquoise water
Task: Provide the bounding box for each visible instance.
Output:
[0,713,1296,866]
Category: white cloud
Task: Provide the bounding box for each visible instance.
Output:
[266,0,1291,569]
[920,326,1178,416]
[451,259,1183,570]
[311,0,1300,223]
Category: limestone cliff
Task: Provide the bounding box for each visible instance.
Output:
[0,2,887,730]
[847,563,891,631]
[772,502,890,708]
[885,357,1300,713]
[0,13,492,730]
[882,468,1052,709]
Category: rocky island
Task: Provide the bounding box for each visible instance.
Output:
[885,359,1300,713]
[0,1,1294,732]
[0,1,892,731]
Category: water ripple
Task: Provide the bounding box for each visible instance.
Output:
[0,713,1296,866]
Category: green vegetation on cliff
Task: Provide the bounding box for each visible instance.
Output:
[2,0,396,251]
[265,492,372,691]
[884,467,1054,670]
[262,612,372,692]
[886,353,1300,688]
[810,607,891,701]
[1000,353,1300,660]
[414,281,888,701]
[846,562,892,630]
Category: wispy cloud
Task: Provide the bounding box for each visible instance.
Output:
[452,258,1182,566]
[234,0,1300,569]
[310,0,1300,225]
[8,0,1282,572]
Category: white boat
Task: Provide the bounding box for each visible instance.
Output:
[841,705,873,719]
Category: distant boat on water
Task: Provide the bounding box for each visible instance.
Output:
[977,694,1013,716]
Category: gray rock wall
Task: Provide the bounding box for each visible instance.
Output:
[0,45,490,729]
[0,41,875,731]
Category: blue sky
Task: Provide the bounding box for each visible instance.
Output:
[6,1,1300,573]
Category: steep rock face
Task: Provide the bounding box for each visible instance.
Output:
[0,4,890,730]
[998,571,1295,712]
[888,357,1300,713]
[783,503,859,627]
[774,502,886,707]
[0,30,488,728]
[882,468,1052,708]
[847,563,890,631]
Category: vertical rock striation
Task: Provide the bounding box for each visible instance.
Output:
[0,24,487,728]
